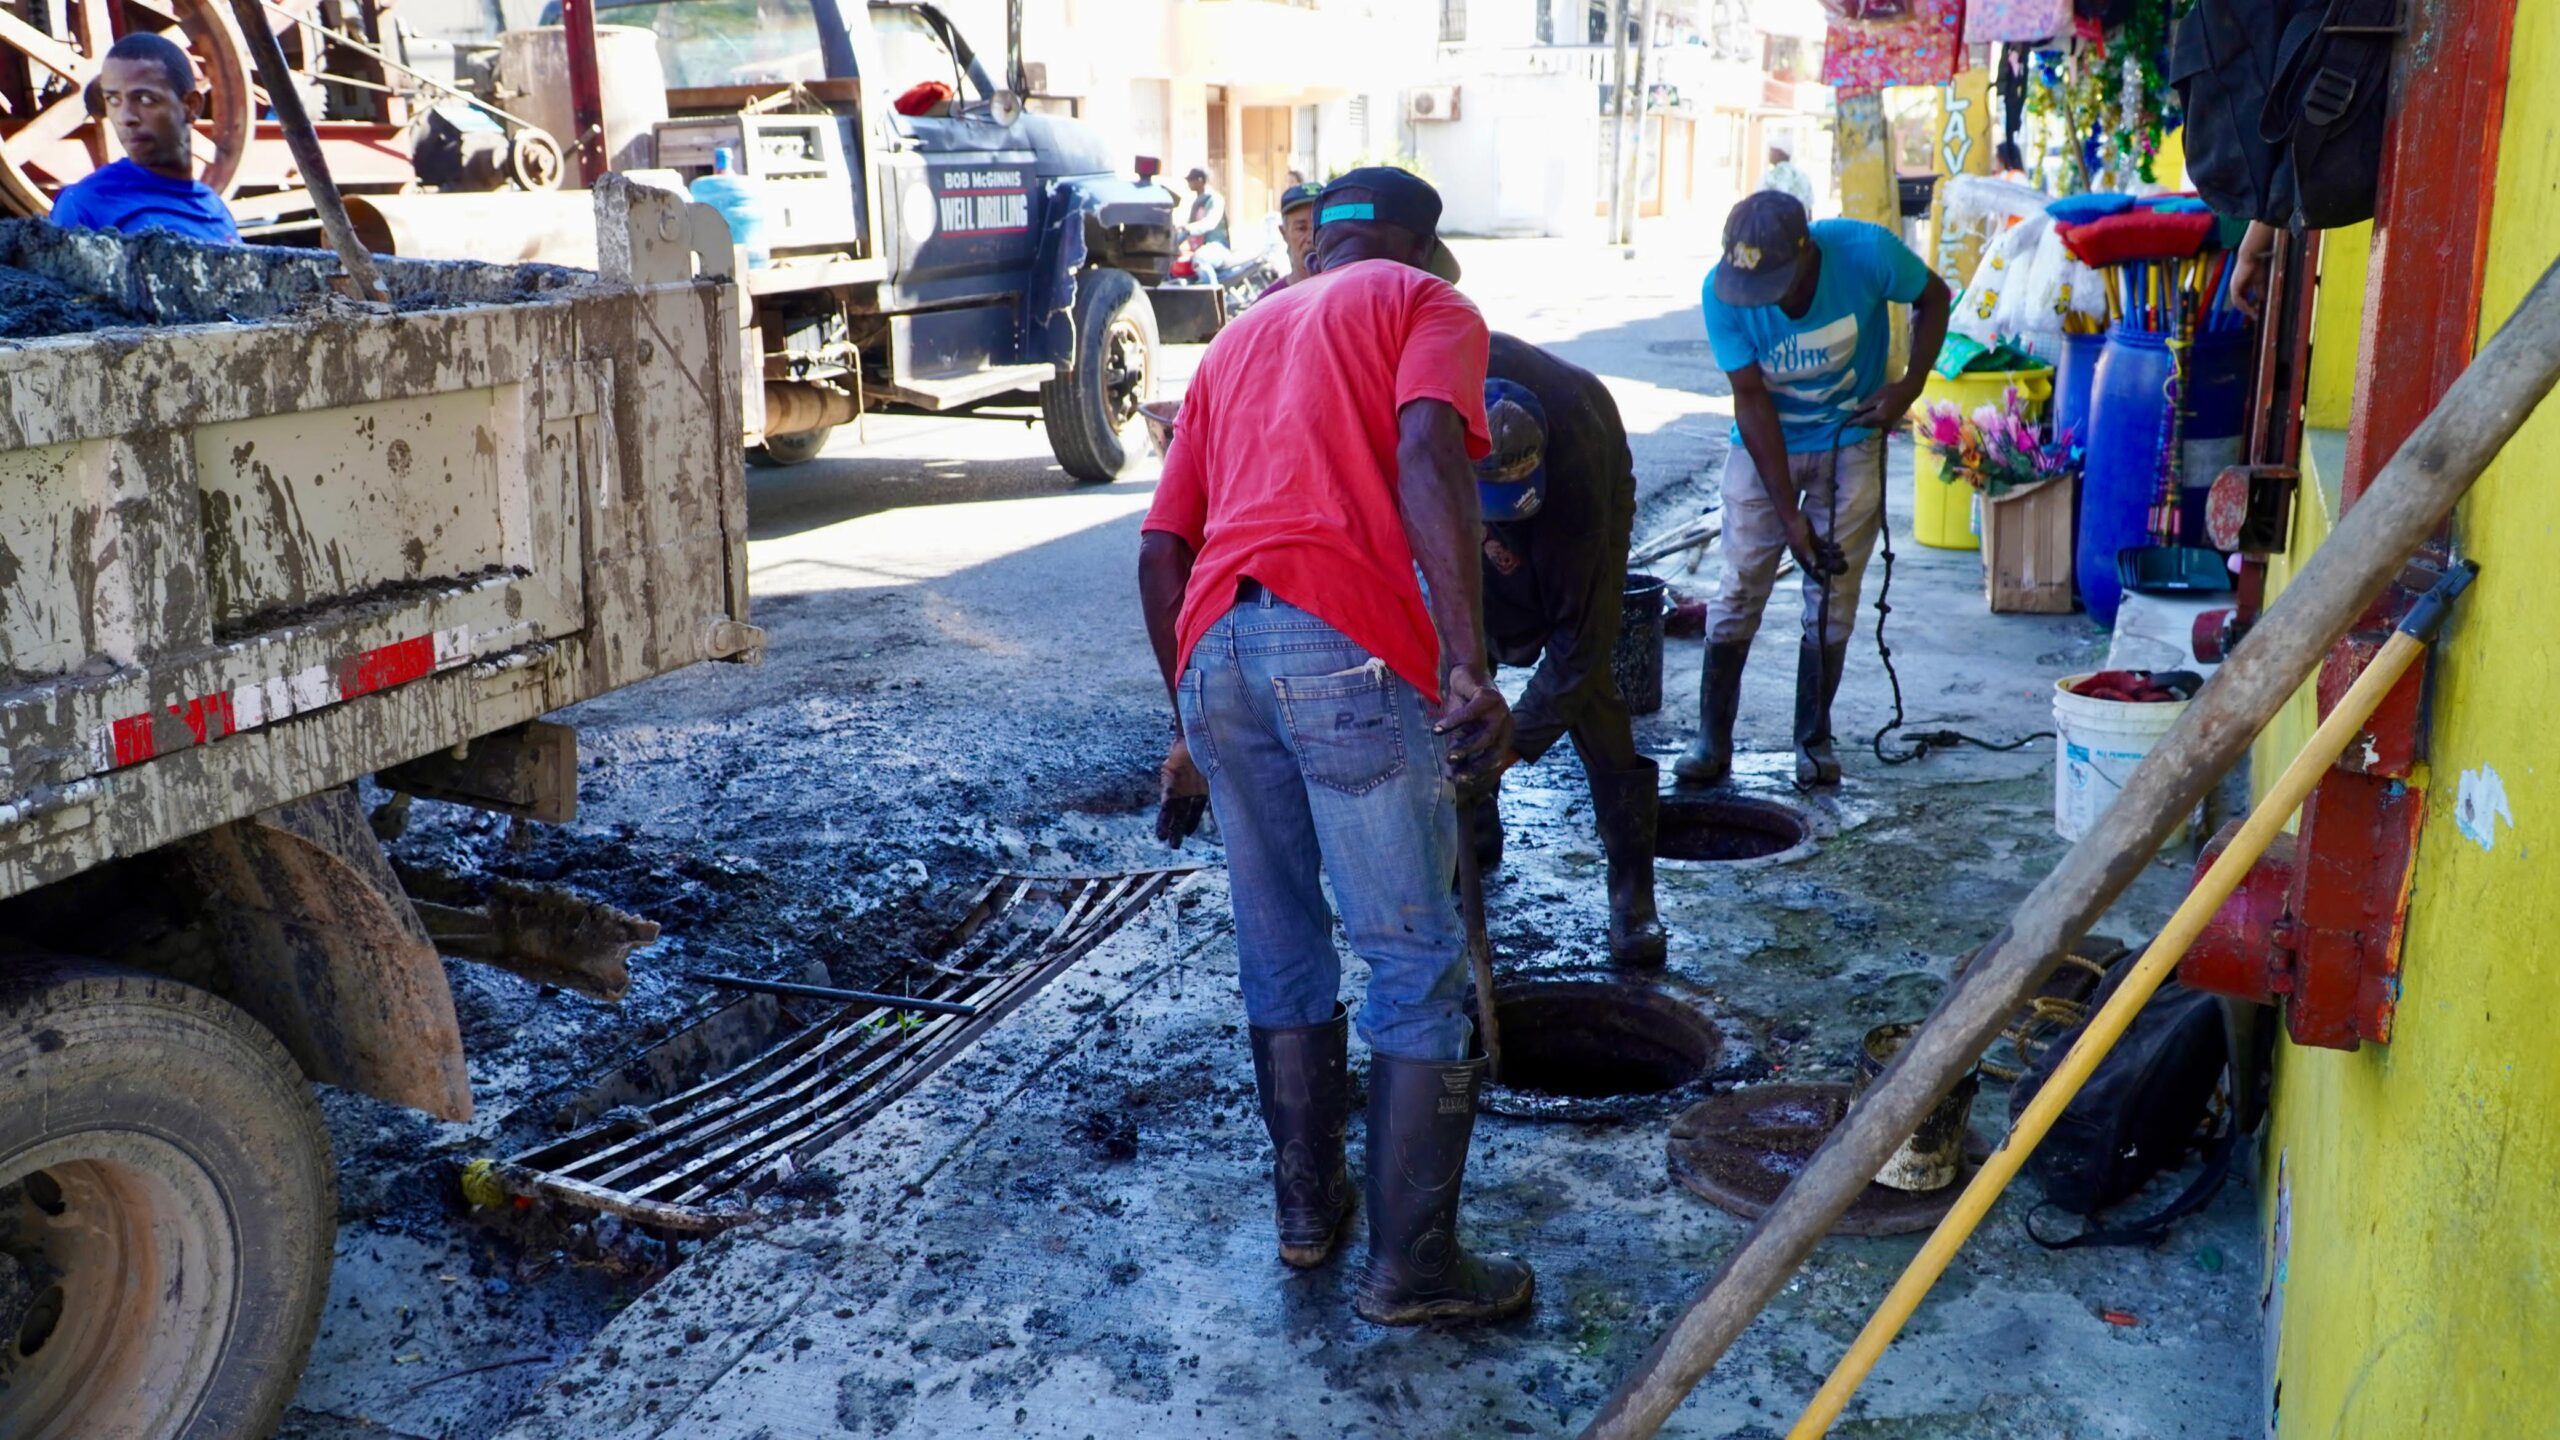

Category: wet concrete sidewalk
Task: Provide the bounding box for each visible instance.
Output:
[485,470,2261,1437]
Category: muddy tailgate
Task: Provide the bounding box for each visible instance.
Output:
[0,183,753,901]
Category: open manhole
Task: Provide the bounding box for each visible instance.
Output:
[1481,980,1722,1122]
[1655,793,1814,864]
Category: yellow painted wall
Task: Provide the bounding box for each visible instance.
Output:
[2303,222,2374,433]
[2262,6,2560,1435]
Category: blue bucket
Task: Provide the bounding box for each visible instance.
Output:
[2077,328,2249,628]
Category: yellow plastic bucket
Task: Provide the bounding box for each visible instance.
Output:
[1909,367,2054,551]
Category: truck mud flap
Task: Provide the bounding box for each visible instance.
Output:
[1147,284,1227,345]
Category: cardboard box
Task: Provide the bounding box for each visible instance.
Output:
[1983,475,2077,614]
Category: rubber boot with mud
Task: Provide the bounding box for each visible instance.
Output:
[1354,1053,1534,1326]
[1589,761,1668,969]
[1248,1004,1355,1268]
[1794,639,1851,789]
[1458,791,1504,873]
[1673,641,1750,786]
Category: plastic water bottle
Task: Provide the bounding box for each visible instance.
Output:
[689,147,770,267]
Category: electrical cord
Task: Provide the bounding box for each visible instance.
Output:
[1852,426,2057,766]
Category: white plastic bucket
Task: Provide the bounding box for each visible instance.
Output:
[2052,674,2192,844]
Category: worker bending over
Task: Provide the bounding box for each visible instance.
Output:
[1467,337,1666,969]
[1677,192,1948,789]
[50,34,238,244]
[1139,169,1531,1327]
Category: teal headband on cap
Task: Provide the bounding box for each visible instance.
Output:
[1317,203,1376,224]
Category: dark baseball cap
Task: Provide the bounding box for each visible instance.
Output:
[1711,191,1813,306]
[1280,181,1323,214]
[1317,166,1462,283]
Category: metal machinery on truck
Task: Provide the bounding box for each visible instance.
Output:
[0,180,755,1438]
[0,0,1195,481]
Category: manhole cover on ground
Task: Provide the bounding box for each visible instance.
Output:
[1664,1082,1991,1237]
[1655,793,1814,864]
[1482,980,1721,1123]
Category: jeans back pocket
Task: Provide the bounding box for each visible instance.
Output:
[1274,658,1408,796]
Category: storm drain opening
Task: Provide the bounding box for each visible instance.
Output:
[1654,793,1814,864]
[481,866,1200,1231]
[1481,980,1721,1123]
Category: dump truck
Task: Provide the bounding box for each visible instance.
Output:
[0,179,755,1438]
[630,0,1194,477]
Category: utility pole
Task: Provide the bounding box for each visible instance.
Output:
[1604,0,1629,249]
[1616,0,1658,249]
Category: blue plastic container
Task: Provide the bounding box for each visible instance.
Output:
[689,148,770,267]
[2077,328,2249,626]
[2051,330,2105,453]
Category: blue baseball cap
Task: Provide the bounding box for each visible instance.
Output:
[1476,379,1547,522]
[1711,190,1813,306]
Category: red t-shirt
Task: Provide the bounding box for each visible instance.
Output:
[1143,259,1491,703]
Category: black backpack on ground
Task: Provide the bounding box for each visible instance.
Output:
[2172,0,2398,229]
[2006,945,2232,1249]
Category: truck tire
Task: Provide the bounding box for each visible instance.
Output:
[0,959,336,1440]
[748,426,833,467]
[1042,268,1159,484]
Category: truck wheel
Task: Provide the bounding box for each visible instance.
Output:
[0,960,335,1440]
[748,426,833,467]
[1043,268,1159,483]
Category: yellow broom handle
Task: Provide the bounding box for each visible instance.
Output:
[1787,627,2430,1439]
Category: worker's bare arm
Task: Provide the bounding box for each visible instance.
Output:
[1138,529,1197,705]
[1395,397,1513,771]
[1846,271,1954,433]
[1728,364,1839,576]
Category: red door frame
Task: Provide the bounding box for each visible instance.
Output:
[2185,0,2517,1048]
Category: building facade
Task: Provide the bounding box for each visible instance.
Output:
[1409,0,1832,238]
[947,0,1436,236]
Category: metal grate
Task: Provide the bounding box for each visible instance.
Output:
[487,866,1201,1231]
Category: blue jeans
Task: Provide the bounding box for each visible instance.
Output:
[1178,591,1473,1061]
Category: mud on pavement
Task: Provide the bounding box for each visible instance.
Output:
[285,240,2261,1439]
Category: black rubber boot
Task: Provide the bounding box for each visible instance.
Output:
[1247,1004,1355,1269]
[1354,1053,1534,1326]
[1458,791,1504,874]
[1673,641,1750,785]
[1589,760,1668,969]
[1794,639,1851,789]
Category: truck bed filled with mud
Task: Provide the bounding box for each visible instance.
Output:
[0,183,755,902]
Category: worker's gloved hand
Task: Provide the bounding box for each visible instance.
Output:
[1433,663,1515,780]
[1157,735,1209,848]
[1785,513,1850,579]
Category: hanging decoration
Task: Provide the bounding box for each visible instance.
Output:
[1820,0,1964,95]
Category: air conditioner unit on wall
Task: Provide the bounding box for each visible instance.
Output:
[1406,86,1460,122]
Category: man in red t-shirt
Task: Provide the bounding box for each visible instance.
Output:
[1137,168,1533,1327]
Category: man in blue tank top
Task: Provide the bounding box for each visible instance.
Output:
[48,34,239,245]
[1677,192,1949,790]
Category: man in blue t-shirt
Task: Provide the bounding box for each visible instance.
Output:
[48,33,239,245]
[1676,192,1948,790]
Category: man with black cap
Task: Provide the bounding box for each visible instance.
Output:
[1677,191,1949,789]
[1139,166,1533,1328]
[1467,340,1666,970]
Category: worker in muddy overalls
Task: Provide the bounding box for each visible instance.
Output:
[1139,167,1534,1327]
[1466,340,1667,969]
